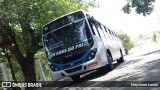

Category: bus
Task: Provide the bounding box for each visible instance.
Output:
[42,10,125,81]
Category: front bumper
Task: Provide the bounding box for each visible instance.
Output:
[50,56,104,81]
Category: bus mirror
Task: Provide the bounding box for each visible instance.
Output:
[86,14,90,19]
[88,16,94,22]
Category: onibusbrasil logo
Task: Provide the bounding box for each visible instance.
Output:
[2,82,42,88]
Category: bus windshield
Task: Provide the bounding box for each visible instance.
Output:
[43,19,92,58]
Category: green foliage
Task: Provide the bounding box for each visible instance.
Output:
[0,0,97,81]
[122,3,131,14]
[35,49,50,80]
[0,0,97,54]
[79,0,99,9]
[138,34,145,40]
[116,30,134,54]
[11,57,24,81]
[0,70,3,81]
[0,0,92,56]
[0,49,24,81]
[152,32,157,42]
[122,0,155,16]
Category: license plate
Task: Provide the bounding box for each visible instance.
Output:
[88,62,98,68]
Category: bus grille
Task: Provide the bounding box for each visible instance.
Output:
[62,60,83,69]
[54,51,85,64]
[62,52,84,64]
[52,48,88,64]
[65,65,82,73]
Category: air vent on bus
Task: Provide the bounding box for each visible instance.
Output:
[65,65,82,73]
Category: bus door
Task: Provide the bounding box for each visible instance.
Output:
[88,20,110,64]
[89,20,105,48]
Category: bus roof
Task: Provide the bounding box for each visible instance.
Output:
[42,10,88,29]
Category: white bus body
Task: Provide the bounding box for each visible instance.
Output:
[42,10,125,81]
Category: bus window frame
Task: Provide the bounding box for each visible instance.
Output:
[88,19,96,35]
[89,20,100,37]
[96,23,105,38]
[101,25,109,39]
[104,27,111,39]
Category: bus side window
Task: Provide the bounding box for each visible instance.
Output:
[114,34,116,40]
[116,34,119,41]
[97,23,105,38]
[112,31,115,40]
[110,30,114,40]
[108,29,113,40]
[104,27,110,39]
[111,31,114,40]
[90,21,99,36]
[113,32,116,40]
[115,34,117,41]
[93,22,101,37]
[88,20,95,35]
[101,25,109,39]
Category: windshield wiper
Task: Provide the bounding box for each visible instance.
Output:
[51,33,65,52]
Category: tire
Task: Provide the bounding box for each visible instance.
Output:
[106,52,114,71]
[117,50,124,63]
[71,74,80,82]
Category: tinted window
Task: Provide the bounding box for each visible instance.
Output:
[89,20,99,36]
[43,11,85,34]
[101,25,109,38]
[108,29,113,39]
[43,20,92,55]
[97,23,105,37]
[88,20,95,35]
[104,27,110,39]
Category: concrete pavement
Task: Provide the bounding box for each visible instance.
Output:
[36,44,160,90]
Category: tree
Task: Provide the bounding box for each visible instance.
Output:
[152,33,157,42]
[138,34,145,41]
[0,0,96,83]
[122,0,155,16]
[2,48,17,82]
[152,31,157,42]
[116,31,134,55]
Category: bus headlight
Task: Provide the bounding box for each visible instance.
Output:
[50,65,59,71]
[87,48,97,61]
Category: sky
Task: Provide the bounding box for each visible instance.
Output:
[89,0,160,38]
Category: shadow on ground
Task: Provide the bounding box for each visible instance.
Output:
[54,58,160,90]
[38,50,160,90]
[60,51,160,88]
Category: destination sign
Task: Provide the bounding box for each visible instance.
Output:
[48,42,88,59]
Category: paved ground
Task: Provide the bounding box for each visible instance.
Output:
[36,48,160,90]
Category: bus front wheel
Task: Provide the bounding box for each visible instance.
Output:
[106,53,114,71]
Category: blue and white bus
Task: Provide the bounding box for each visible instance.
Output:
[42,10,125,81]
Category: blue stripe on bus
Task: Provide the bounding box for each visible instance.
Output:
[51,50,91,69]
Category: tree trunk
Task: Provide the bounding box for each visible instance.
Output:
[10,44,37,82]
[18,56,36,90]
[18,56,36,82]
[11,46,36,90]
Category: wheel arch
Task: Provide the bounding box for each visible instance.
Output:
[106,49,113,62]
